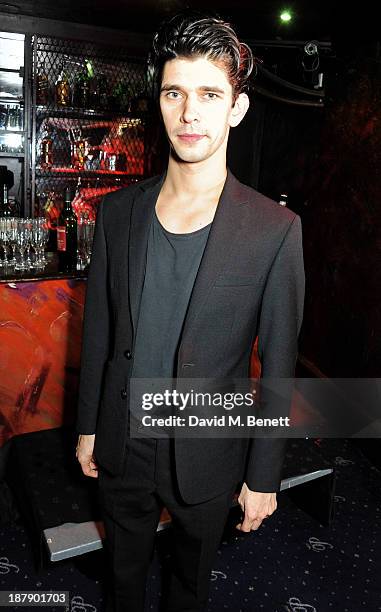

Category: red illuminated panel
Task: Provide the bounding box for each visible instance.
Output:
[0,279,86,447]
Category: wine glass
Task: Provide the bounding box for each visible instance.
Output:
[76,217,85,270]
[7,217,18,266]
[83,219,95,266]
[31,218,44,268]
[0,217,10,267]
[39,217,50,266]
[23,217,35,268]
[15,219,29,270]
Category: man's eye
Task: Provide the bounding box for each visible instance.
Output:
[205,93,218,100]
[167,91,180,99]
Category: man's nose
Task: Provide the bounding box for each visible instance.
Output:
[181,95,200,123]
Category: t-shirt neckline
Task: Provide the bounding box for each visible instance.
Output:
[154,209,212,237]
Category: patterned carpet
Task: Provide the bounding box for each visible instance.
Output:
[0,438,380,612]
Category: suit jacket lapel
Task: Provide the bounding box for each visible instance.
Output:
[128,173,165,336]
[178,169,248,347]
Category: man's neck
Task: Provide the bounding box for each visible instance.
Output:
[163,157,227,204]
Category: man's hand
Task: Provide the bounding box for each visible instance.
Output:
[236,482,277,532]
[76,434,98,478]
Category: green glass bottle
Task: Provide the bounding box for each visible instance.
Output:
[56,187,77,272]
[55,63,70,107]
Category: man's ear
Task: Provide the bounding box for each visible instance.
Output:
[229,92,250,128]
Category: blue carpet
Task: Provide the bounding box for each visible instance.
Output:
[0,438,380,612]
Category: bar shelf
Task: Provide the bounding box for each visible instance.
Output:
[36,106,149,122]
[35,168,143,178]
[0,152,25,158]
[31,34,154,218]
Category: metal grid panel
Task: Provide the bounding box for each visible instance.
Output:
[32,35,154,221]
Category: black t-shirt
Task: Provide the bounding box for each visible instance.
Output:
[131,209,212,380]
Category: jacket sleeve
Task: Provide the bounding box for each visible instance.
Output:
[244,214,305,492]
[75,197,110,434]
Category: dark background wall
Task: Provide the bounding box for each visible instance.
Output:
[298,49,381,376]
[228,44,380,377]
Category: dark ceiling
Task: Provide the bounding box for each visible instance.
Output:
[0,0,374,44]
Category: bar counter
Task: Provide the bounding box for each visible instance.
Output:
[0,254,88,449]
[0,252,88,283]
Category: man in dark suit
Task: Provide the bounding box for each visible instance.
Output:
[76,11,305,612]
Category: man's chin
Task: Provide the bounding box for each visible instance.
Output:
[170,146,209,164]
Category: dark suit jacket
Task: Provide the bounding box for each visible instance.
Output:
[75,169,305,503]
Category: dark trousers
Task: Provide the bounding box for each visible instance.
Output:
[97,436,236,612]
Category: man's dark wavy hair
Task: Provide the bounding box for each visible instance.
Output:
[150,10,255,102]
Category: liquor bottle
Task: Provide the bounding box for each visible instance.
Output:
[108,153,116,171]
[97,72,108,110]
[89,74,100,110]
[36,61,49,105]
[130,88,151,114]
[0,104,6,129]
[73,67,89,108]
[72,59,94,109]
[0,183,12,217]
[84,59,94,109]
[75,176,82,198]
[70,128,88,170]
[16,106,23,131]
[6,105,18,130]
[56,187,77,272]
[116,152,127,171]
[110,79,131,111]
[99,149,108,170]
[55,63,70,107]
[40,125,53,169]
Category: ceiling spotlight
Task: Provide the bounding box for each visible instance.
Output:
[280,10,292,23]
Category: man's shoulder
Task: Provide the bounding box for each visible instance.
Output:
[232,173,298,228]
[102,174,162,210]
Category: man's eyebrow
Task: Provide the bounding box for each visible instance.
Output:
[160,84,226,94]
[198,86,226,94]
[160,83,181,92]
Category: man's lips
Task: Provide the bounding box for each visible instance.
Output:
[177,134,205,142]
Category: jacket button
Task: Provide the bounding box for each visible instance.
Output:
[120,388,127,400]
[124,349,132,360]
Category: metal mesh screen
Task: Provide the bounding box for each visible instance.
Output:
[31,35,156,222]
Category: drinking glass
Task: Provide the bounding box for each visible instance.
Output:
[15,219,29,270]
[83,219,95,266]
[6,217,18,266]
[0,217,10,267]
[76,214,87,269]
[31,218,43,268]
[23,218,35,268]
[38,217,49,266]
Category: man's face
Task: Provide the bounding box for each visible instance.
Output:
[159,56,248,165]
